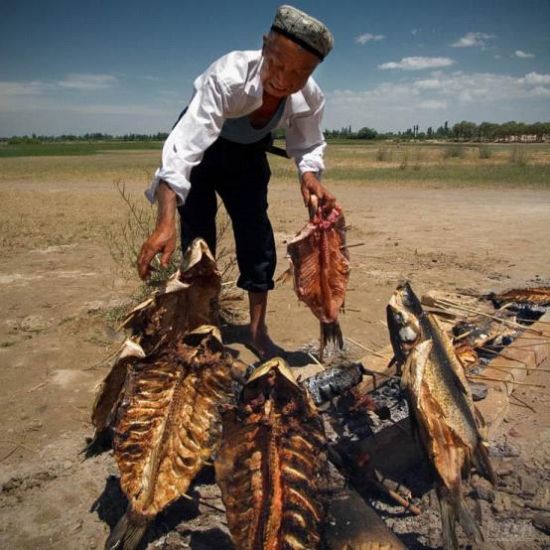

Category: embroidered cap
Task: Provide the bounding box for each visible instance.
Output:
[271,5,334,61]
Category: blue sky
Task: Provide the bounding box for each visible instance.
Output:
[1,0,549,136]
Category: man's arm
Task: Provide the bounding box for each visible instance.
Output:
[137,181,177,280]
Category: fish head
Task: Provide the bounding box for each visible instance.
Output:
[180,238,220,283]
[182,324,223,351]
[243,357,299,405]
[387,282,424,364]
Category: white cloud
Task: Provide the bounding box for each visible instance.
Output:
[418,99,447,110]
[57,73,118,91]
[378,56,455,71]
[515,50,535,59]
[355,33,385,45]
[324,70,550,131]
[411,29,418,36]
[0,81,47,96]
[451,32,494,48]
[521,72,550,85]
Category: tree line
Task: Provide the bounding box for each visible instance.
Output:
[3,132,170,145]
[3,120,550,144]
[322,120,550,141]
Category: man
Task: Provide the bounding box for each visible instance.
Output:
[138,5,336,359]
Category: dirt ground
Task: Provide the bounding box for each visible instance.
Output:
[0,172,549,549]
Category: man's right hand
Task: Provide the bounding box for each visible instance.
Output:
[137,181,178,280]
[137,224,177,280]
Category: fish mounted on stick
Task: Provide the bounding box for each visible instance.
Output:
[287,195,350,361]
[215,357,328,550]
[387,282,496,550]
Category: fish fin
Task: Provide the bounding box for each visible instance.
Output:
[105,511,148,550]
[276,267,292,285]
[474,440,497,486]
[438,484,484,550]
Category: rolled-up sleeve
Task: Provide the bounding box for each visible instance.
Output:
[285,97,327,177]
[146,75,229,205]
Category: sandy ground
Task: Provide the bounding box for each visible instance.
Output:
[0,176,549,549]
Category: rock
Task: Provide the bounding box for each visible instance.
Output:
[490,440,521,458]
[20,315,50,333]
[470,382,488,401]
[492,492,513,514]
[471,477,495,503]
[519,474,538,497]
[495,460,514,477]
[83,301,106,314]
[532,513,550,535]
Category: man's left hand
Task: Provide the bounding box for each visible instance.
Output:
[300,171,338,214]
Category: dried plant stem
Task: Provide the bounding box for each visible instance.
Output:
[346,337,391,361]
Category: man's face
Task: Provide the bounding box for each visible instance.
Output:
[261,32,320,98]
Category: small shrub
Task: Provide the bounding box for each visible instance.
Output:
[399,149,410,170]
[443,145,466,159]
[105,181,239,325]
[478,145,492,159]
[509,145,529,166]
[376,147,393,162]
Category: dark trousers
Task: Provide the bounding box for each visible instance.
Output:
[178,135,276,293]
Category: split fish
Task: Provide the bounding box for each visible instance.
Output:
[106,326,234,550]
[215,358,327,550]
[287,197,350,361]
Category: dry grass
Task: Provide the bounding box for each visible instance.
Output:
[2,142,549,260]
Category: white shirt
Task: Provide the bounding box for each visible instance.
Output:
[146,49,327,205]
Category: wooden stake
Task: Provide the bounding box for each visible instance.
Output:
[467,374,545,389]
[435,298,544,336]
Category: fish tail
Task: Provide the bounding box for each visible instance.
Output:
[320,321,344,357]
[105,510,148,550]
[437,485,483,550]
[474,440,497,485]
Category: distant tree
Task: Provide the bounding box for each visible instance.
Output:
[356,127,378,140]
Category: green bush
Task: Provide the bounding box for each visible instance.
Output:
[478,145,492,159]
[509,145,530,166]
[443,145,466,159]
[376,147,393,162]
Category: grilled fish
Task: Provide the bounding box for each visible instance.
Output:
[490,286,550,308]
[287,199,350,361]
[88,238,220,453]
[215,358,327,550]
[87,339,145,454]
[387,282,496,550]
[106,325,234,550]
[121,237,221,354]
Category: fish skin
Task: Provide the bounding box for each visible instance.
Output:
[216,358,327,550]
[387,282,496,550]
[107,326,234,550]
[287,207,350,361]
[88,238,220,455]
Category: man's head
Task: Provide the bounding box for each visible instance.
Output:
[261,5,333,98]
